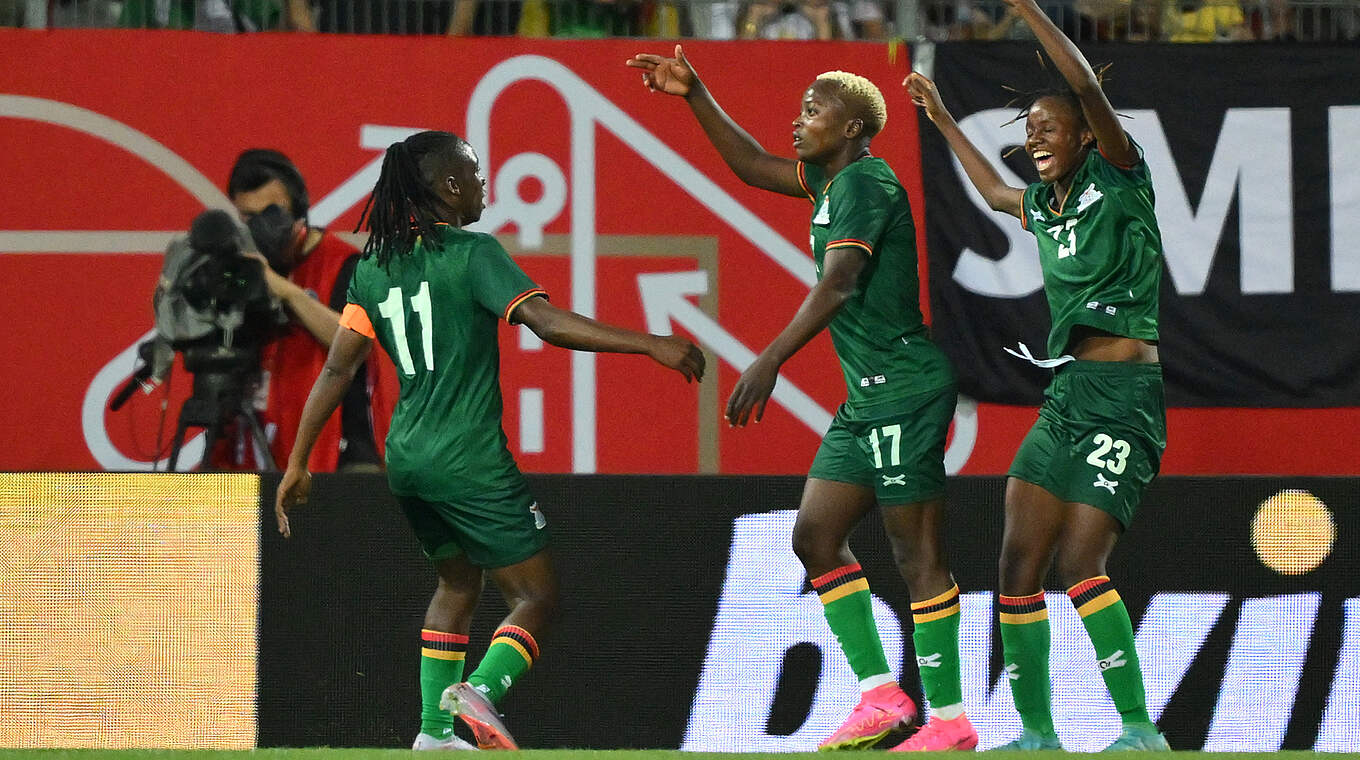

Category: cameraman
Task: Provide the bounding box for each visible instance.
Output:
[218,148,386,473]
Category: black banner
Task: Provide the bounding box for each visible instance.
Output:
[258,473,1359,751]
[919,42,1360,406]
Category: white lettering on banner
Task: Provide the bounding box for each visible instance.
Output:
[1330,106,1360,292]
[950,108,1296,298]
[1205,593,1320,751]
[688,514,1359,750]
[1316,598,1360,751]
[682,511,904,751]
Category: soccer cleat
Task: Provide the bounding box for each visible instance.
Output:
[440,682,519,750]
[412,732,479,751]
[890,714,979,752]
[818,683,919,751]
[991,728,1063,751]
[1103,724,1170,751]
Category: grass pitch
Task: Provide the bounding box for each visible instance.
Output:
[0,751,1343,760]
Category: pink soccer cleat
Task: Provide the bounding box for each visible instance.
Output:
[818,683,919,751]
[440,682,518,750]
[889,714,979,752]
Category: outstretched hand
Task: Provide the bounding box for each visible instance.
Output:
[650,334,707,383]
[626,43,697,97]
[275,465,312,538]
[904,72,949,125]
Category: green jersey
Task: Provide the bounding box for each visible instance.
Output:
[1020,138,1162,358]
[346,225,546,501]
[798,157,953,406]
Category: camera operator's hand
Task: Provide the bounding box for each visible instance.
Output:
[275,465,312,538]
[243,250,344,349]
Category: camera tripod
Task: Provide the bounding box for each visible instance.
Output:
[167,366,276,472]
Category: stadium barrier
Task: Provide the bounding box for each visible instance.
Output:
[3,472,1353,750]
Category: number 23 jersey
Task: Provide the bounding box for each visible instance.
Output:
[1020,137,1163,359]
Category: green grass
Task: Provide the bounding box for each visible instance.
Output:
[0,751,1348,760]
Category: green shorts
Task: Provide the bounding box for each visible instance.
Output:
[1008,361,1166,528]
[808,384,956,506]
[396,479,551,569]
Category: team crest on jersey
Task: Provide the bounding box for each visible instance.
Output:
[1076,183,1104,212]
[813,198,831,225]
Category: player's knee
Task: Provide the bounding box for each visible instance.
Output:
[998,543,1046,596]
[1054,552,1107,589]
[790,522,838,571]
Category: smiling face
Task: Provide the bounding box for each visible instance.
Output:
[1024,95,1093,185]
[792,80,854,164]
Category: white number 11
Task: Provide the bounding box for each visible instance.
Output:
[376,281,434,375]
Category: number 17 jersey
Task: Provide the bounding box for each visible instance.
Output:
[342,225,546,502]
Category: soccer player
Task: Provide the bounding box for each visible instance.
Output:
[906,0,1169,750]
[274,130,705,751]
[626,46,976,752]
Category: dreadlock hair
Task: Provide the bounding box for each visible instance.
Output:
[357,130,471,268]
[1000,51,1114,157]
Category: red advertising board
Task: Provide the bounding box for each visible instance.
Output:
[1,31,1353,474]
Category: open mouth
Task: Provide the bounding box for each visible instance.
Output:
[1032,150,1055,172]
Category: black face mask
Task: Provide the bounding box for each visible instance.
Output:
[246,204,298,273]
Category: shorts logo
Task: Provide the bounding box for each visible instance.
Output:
[529,502,547,530]
[916,652,942,668]
[1097,649,1128,670]
[1093,473,1119,494]
[858,374,888,387]
[1005,663,1020,680]
[881,473,906,486]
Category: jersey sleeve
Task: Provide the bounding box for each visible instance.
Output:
[467,236,548,322]
[1019,183,1042,231]
[1096,134,1152,186]
[822,171,891,256]
[797,161,824,203]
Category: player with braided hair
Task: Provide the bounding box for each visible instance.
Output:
[627,46,975,752]
[276,130,704,751]
[907,0,1169,750]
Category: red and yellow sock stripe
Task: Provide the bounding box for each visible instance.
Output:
[999,592,1048,625]
[421,629,468,661]
[911,584,961,624]
[489,625,540,668]
[811,563,871,605]
[1067,576,1121,618]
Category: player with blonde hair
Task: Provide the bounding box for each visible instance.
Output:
[626,46,976,751]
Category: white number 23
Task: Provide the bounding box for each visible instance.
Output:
[1085,432,1130,475]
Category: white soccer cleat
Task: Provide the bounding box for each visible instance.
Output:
[412,731,479,750]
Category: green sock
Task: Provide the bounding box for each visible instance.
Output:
[1067,576,1152,726]
[467,625,538,705]
[998,592,1055,735]
[419,629,467,737]
[910,583,964,711]
[811,563,891,682]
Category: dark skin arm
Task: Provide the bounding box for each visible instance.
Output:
[626,44,806,198]
[726,247,864,426]
[1003,0,1136,166]
[906,72,1024,219]
[513,296,705,381]
[275,325,373,536]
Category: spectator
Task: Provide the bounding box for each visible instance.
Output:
[1164,0,1254,39]
[215,149,389,473]
[739,0,853,38]
[115,0,312,29]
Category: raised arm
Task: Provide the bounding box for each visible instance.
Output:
[906,73,1024,219]
[1003,0,1135,166]
[513,296,705,383]
[626,44,805,198]
[275,325,373,537]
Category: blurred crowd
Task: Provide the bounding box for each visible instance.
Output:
[2,0,1357,40]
